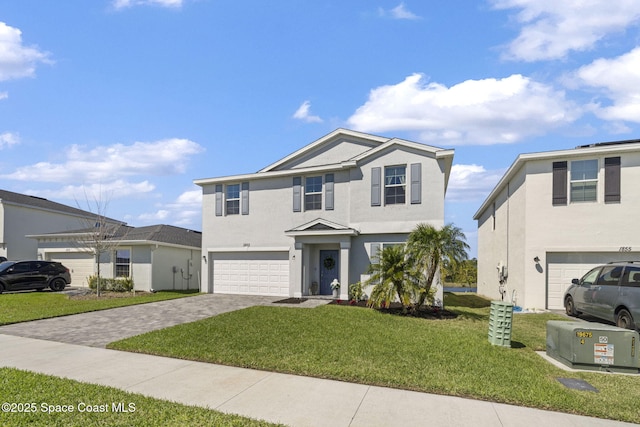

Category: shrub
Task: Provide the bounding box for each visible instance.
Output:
[88,275,134,292]
[348,282,367,302]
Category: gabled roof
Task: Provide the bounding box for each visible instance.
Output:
[0,189,121,222]
[259,128,389,172]
[285,218,359,236]
[473,139,640,220]
[194,128,454,186]
[29,224,201,249]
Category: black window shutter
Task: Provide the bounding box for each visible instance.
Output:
[552,161,567,206]
[605,157,621,203]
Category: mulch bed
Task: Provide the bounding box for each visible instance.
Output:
[273,298,308,304]
[68,291,153,300]
[329,299,457,320]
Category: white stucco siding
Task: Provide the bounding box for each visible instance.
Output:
[3,204,95,260]
[150,246,200,291]
[350,147,445,233]
[279,138,377,170]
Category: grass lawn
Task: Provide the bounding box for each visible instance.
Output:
[0,367,282,427]
[0,290,199,325]
[109,294,640,424]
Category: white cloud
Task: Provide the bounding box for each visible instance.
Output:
[112,0,184,10]
[2,138,204,183]
[0,92,7,100]
[0,132,20,149]
[571,47,640,123]
[446,164,506,202]
[347,73,579,145]
[293,101,323,123]
[138,188,202,226]
[492,0,640,61]
[379,3,421,20]
[0,22,52,81]
[32,180,156,202]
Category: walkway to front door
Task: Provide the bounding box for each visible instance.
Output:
[319,250,339,295]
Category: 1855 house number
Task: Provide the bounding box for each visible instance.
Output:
[619,247,633,252]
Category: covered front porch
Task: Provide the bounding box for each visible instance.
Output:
[286,219,359,299]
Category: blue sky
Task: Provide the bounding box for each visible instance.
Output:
[2,1,640,258]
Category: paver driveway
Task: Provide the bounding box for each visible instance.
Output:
[0,294,310,347]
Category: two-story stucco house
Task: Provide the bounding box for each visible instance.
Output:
[195,129,454,300]
[474,139,640,311]
[0,189,121,261]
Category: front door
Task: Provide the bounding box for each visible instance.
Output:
[319,250,339,295]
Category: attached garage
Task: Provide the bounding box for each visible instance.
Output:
[211,251,290,296]
[47,252,95,287]
[546,252,640,310]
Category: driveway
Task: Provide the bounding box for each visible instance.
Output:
[0,294,325,347]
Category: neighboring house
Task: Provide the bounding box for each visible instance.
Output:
[474,139,640,311]
[0,189,122,261]
[195,128,454,301]
[29,224,202,291]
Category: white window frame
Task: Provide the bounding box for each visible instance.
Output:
[115,248,131,278]
[384,165,406,205]
[226,184,240,215]
[570,159,598,203]
[304,176,322,210]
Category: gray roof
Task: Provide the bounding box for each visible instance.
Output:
[119,224,202,248]
[0,189,120,222]
[33,224,202,249]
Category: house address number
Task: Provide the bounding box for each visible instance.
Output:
[619,247,633,252]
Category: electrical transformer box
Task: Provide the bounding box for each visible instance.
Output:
[546,321,639,374]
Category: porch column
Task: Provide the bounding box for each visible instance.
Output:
[292,242,304,298]
[339,241,350,299]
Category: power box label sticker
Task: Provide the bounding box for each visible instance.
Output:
[594,343,614,364]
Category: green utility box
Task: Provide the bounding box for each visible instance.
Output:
[488,301,513,347]
[546,321,640,374]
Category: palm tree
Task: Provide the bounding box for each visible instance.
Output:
[365,245,416,313]
[407,223,469,308]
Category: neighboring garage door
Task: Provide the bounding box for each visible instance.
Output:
[546,252,640,310]
[48,252,95,287]
[212,252,289,296]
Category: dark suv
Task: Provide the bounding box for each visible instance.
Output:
[564,261,640,330]
[0,261,72,293]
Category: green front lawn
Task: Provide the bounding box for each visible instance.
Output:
[109,295,640,424]
[0,368,282,427]
[0,290,198,325]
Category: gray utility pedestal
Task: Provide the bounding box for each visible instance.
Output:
[546,320,640,374]
[488,301,513,347]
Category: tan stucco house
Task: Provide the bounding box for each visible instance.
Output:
[195,128,454,301]
[474,139,640,311]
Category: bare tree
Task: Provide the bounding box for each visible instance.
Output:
[73,189,128,297]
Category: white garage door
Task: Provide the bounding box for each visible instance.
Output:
[48,252,95,287]
[212,252,289,296]
[546,252,640,310]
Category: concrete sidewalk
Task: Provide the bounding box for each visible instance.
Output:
[0,334,635,427]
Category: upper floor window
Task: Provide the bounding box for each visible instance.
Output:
[385,166,406,205]
[570,159,597,202]
[305,176,322,210]
[226,184,240,215]
[115,249,131,277]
